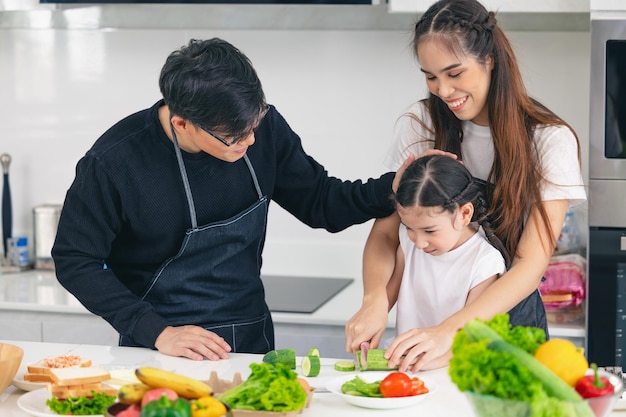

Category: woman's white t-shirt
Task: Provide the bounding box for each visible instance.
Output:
[396,224,506,333]
[385,101,587,206]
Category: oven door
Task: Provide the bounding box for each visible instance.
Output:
[586,227,626,367]
[590,17,626,180]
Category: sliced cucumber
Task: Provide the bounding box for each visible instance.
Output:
[302,355,321,377]
[334,361,356,372]
[308,347,320,357]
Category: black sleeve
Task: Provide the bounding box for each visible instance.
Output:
[52,155,167,348]
[264,108,395,233]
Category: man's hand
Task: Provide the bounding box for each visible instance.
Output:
[155,325,232,361]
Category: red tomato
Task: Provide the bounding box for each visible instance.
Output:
[116,403,141,417]
[410,377,429,395]
[141,388,179,407]
[380,372,413,398]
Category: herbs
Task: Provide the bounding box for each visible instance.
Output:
[218,362,306,412]
[46,391,116,415]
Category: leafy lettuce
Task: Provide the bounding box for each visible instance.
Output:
[218,362,306,412]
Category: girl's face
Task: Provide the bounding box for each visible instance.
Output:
[417,38,494,126]
[398,203,474,256]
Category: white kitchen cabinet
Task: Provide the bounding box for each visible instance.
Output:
[0,309,118,345]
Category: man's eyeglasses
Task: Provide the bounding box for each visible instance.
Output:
[199,104,269,147]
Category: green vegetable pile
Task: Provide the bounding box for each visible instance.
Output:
[46,391,116,415]
[449,313,594,417]
[341,376,383,397]
[218,362,306,412]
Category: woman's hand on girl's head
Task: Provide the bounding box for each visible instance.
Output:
[392,150,458,193]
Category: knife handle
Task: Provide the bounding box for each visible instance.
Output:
[2,172,11,259]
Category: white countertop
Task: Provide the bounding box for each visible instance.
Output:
[0,340,476,417]
[2,340,625,417]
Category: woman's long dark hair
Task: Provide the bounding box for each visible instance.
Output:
[411,0,581,261]
[395,155,510,265]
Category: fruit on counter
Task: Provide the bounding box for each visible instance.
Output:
[379,372,429,398]
[575,363,615,399]
[355,349,399,371]
[218,362,307,412]
[116,403,141,417]
[141,394,192,417]
[141,388,179,407]
[301,355,321,377]
[262,348,296,369]
[334,361,356,372]
[191,395,228,417]
[449,314,594,417]
[534,339,589,386]
[135,367,212,399]
[118,383,152,405]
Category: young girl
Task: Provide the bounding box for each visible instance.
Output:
[346,0,586,371]
[384,155,506,366]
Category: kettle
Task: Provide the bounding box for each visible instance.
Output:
[33,204,62,270]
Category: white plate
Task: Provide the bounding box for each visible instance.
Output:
[12,372,48,392]
[325,371,437,409]
[17,388,104,417]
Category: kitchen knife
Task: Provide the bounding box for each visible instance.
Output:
[1,153,12,259]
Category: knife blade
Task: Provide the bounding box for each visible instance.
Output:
[1,153,11,259]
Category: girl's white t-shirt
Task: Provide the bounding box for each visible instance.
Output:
[396,224,506,334]
[385,101,587,206]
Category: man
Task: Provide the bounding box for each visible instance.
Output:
[52,38,395,361]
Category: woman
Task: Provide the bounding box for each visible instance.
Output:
[345,0,586,372]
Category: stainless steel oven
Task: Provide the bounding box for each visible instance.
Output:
[587,12,626,367]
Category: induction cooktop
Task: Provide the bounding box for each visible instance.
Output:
[261,275,353,314]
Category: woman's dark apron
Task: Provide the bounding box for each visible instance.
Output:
[473,178,549,337]
[120,128,273,353]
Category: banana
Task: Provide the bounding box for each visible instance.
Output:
[118,382,152,404]
[135,367,212,399]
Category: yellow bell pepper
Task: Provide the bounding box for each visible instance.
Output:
[191,396,228,417]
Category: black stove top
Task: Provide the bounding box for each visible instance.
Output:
[261,275,353,314]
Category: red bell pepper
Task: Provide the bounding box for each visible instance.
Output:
[575,363,615,399]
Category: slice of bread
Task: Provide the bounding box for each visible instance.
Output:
[48,366,111,386]
[48,382,118,400]
[27,355,92,375]
[23,373,53,383]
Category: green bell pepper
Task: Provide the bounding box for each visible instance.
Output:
[141,395,192,417]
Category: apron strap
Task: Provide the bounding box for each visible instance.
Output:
[170,120,198,229]
[243,154,263,199]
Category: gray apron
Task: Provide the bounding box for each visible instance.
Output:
[120,125,273,353]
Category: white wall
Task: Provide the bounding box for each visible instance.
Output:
[0,27,590,280]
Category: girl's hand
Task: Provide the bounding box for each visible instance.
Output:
[392,150,458,192]
[385,324,456,372]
